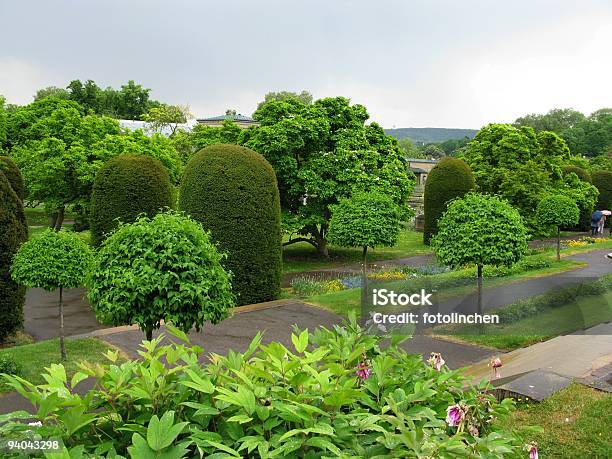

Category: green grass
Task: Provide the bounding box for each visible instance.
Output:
[24,206,78,227]
[0,337,121,394]
[438,290,612,350]
[282,228,431,273]
[498,384,611,458]
[305,259,584,316]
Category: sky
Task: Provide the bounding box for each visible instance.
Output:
[1,0,611,129]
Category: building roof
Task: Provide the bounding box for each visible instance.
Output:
[407,158,438,163]
[197,113,257,122]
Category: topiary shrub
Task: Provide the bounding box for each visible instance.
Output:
[90,154,174,246]
[536,195,580,261]
[592,170,612,213]
[179,144,282,305]
[0,171,28,342]
[562,165,591,183]
[0,156,25,201]
[423,157,474,244]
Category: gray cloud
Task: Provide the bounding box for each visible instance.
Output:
[1,0,611,128]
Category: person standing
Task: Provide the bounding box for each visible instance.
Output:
[591,209,603,236]
[598,213,607,235]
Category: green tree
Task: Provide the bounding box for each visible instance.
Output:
[556,173,599,231]
[88,212,235,340]
[90,155,174,246]
[257,90,313,110]
[420,144,446,159]
[592,170,612,213]
[398,138,425,158]
[34,86,70,101]
[245,96,415,256]
[328,191,402,303]
[11,230,93,359]
[142,104,191,136]
[590,152,612,172]
[179,144,282,305]
[431,193,528,313]
[0,171,28,342]
[423,157,475,244]
[0,95,8,148]
[536,195,580,261]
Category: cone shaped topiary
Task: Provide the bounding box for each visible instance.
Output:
[0,156,25,201]
[90,155,174,246]
[0,171,28,342]
[179,144,282,305]
[592,170,612,211]
[423,157,475,244]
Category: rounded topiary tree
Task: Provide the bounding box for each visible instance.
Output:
[88,211,235,340]
[90,155,174,246]
[536,195,580,261]
[11,230,94,359]
[0,156,25,201]
[592,170,612,215]
[431,193,528,312]
[423,157,475,244]
[179,144,282,305]
[562,165,591,183]
[0,171,28,342]
[329,191,402,304]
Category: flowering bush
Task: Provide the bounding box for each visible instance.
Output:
[0,318,524,457]
[367,270,407,281]
[290,276,346,296]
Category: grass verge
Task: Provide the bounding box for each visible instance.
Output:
[0,337,123,394]
[282,228,431,273]
[498,384,611,458]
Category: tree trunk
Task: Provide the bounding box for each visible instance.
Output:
[59,287,66,361]
[361,246,368,308]
[556,226,561,262]
[477,264,483,315]
[54,206,65,231]
[316,238,329,257]
[146,328,153,341]
[49,212,58,229]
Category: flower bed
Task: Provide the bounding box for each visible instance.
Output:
[0,319,527,457]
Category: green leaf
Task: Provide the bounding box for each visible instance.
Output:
[146,411,189,451]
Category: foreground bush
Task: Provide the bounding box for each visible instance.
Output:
[90,155,174,246]
[179,144,282,305]
[0,319,523,458]
[0,171,28,342]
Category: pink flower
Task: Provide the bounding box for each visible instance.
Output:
[527,442,538,459]
[489,357,503,379]
[356,361,372,380]
[445,404,465,427]
[427,352,445,371]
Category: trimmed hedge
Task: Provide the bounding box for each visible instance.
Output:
[592,170,612,211]
[179,144,282,305]
[90,155,174,246]
[0,156,25,201]
[423,157,474,244]
[0,171,28,342]
[561,165,591,183]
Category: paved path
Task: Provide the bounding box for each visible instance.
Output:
[463,322,612,383]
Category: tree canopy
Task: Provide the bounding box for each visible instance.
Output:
[244,96,415,255]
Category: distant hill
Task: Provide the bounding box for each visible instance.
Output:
[385,127,478,144]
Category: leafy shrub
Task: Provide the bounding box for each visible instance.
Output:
[90,154,174,246]
[0,319,523,457]
[0,156,25,201]
[562,165,591,183]
[0,354,21,376]
[0,171,28,342]
[592,170,612,212]
[179,144,282,305]
[88,211,235,341]
[423,157,475,244]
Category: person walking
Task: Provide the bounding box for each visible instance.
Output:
[591,209,603,236]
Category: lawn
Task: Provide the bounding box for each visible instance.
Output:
[282,227,431,273]
[436,290,612,350]
[305,258,585,316]
[0,337,123,394]
[498,384,611,458]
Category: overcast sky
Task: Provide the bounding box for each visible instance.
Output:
[1,0,611,128]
